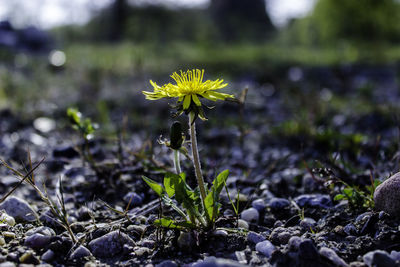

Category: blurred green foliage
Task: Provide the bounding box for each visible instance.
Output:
[284,0,400,46]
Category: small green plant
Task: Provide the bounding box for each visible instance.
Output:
[333,178,381,209]
[67,108,98,172]
[143,170,229,229]
[142,69,235,230]
[315,165,381,210]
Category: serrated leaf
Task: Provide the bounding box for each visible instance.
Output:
[204,169,229,223]
[142,176,164,197]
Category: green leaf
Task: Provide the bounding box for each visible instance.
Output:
[343,187,353,197]
[154,218,195,230]
[160,195,188,219]
[204,169,229,223]
[164,173,176,198]
[67,108,81,125]
[142,176,164,197]
[334,194,345,201]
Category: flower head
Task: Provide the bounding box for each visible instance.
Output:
[143,69,233,120]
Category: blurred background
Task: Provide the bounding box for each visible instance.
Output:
[0,0,400,138]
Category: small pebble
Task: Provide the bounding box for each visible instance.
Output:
[70,245,92,259]
[344,224,358,236]
[288,236,302,251]
[0,262,16,267]
[298,239,319,259]
[247,232,266,244]
[177,232,195,250]
[270,227,292,245]
[0,197,38,223]
[268,198,290,210]
[240,208,259,223]
[0,213,15,227]
[155,260,178,267]
[88,230,135,258]
[251,199,266,212]
[2,232,15,239]
[255,240,276,258]
[123,192,143,207]
[300,218,317,232]
[41,250,55,262]
[237,219,249,230]
[24,233,53,249]
[19,252,40,264]
[390,250,400,261]
[135,247,152,257]
[213,229,228,237]
[319,247,349,267]
[363,250,395,267]
[294,194,332,209]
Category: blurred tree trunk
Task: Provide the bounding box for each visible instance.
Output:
[109,0,127,41]
[210,0,275,42]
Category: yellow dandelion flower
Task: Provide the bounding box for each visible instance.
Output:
[143,69,233,111]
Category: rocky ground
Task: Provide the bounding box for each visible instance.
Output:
[0,64,400,266]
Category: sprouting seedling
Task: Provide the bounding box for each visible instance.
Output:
[142,69,235,229]
[67,108,95,139]
[67,108,98,172]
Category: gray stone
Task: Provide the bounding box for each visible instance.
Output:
[70,245,92,259]
[0,196,38,223]
[88,230,135,258]
[344,223,358,236]
[24,233,53,249]
[255,240,276,258]
[390,250,400,261]
[135,247,151,256]
[268,198,290,210]
[270,227,296,245]
[213,229,228,237]
[251,199,266,212]
[41,249,55,262]
[288,236,302,251]
[123,192,143,206]
[247,231,266,244]
[319,247,349,267]
[374,172,400,217]
[300,218,317,232]
[240,208,259,223]
[294,194,332,209]
[26,226,55,237]
[177,232,195,250]
[155,260,178,267]
[237,219,249,230]
[299,239,319,260]
[363,250,396,267]
[192,257,246,267]
[0,212,15,226]
[0,262,16,267]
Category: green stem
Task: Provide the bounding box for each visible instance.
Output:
[173,149,181,174]
[188,112,207,217]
